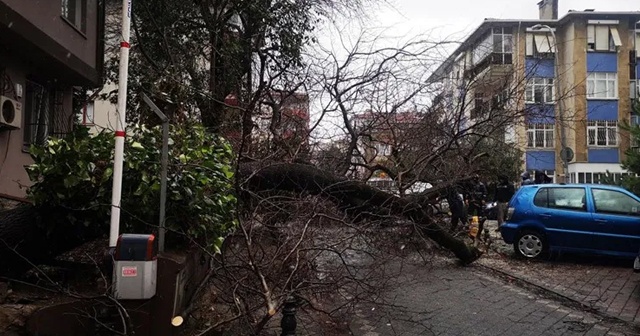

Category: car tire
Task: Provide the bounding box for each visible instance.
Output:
[514,230,547,259]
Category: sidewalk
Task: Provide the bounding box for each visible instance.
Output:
[349,257,636,336]
[479,220,640,326]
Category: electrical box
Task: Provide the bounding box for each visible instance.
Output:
[113,234,158,300]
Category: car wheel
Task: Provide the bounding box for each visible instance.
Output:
[514,230,546,259]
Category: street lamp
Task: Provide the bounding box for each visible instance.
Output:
[531,24,569,182]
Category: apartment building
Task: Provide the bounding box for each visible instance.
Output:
[352,111,429,192]
[0,0,105,201]
[428,0,640,183]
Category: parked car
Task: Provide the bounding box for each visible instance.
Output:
[500,184,640,259]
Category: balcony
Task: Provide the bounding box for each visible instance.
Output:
[466,52,513,83]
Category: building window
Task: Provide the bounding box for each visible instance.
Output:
[586,72,617,99]
[23,81,51,149]
[491,27,513,65]
[587,120,617,147]
[472,27,513,65]
[80,101,95,125]
[525,33,556,58]
[526,123,554,148]
[525,78,554,104]
[631,115,640,149]
[587,25,622,51]
[61,0,87,33]
[631,80,640,100]
[375,143,391,157]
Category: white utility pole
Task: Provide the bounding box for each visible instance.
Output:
[109,0,133,248]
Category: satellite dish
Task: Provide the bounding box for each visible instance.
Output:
[560,147,574,162]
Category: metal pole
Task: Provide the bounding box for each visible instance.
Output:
[141,93,169,253]
[108,0,133,248]
[159,122,168,252]
[280,296,297,336]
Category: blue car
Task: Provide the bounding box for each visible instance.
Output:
[500,184,640,259]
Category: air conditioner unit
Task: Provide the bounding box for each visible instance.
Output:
[0,95,22,129]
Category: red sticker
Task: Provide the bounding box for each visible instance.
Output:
[122,266,138,277]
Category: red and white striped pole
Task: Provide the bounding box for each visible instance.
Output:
[109,0,133,248]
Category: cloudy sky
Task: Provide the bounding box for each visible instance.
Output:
[374,0,639,41]
[311,0,639,139]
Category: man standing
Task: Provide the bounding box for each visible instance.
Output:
[445,186,466,232]
[494,175,515,230]
[467,174,487,217]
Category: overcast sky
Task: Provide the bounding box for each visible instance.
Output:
[374,0,639,41]
[311,0,639,140]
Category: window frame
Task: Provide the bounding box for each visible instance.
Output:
[61,0,87,34]
[586,72,618,99]
[533,187,587,212]
[587,120,618,147]
[22,80,52,150]
[525,78,555,104]
[587,25,622,52]
[591,188,640,216]
[80,101,95,126]
[526,123,555,148]
[374,142,391,157]
[631,79,640,100]
[525,32,556,58]
[472,27,513,65]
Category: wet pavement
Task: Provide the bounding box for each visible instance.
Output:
[479,220,640,325]
[347,220,640,335]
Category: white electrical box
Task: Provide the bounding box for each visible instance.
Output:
[113,234,158,300]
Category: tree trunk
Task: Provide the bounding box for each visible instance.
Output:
[240,162,482,264]
[0,163,480,276]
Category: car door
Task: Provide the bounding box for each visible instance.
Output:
[589,187,640,256]
[532,186,595,250]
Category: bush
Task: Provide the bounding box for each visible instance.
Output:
[26,124,237,251]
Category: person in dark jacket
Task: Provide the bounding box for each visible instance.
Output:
[494,175,515,229]
[521,171,534,186]
[445,186,466,231]
[467,174,487,217]
[534,170,553,184]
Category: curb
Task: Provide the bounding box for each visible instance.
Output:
[475,262,639,330]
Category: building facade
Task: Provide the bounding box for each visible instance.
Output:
[429,0,640,183]
[0,0,105,201]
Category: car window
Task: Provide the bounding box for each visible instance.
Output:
[533,187,586,211]
[591,189,640,216]
[533,188,548,207]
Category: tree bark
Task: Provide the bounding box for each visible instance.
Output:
[240,162,482,264]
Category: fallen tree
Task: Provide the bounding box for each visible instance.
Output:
[0,160,480,276]
[241,162,481,264]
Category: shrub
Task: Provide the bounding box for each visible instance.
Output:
[26,124,236,251]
